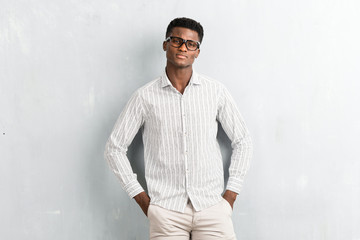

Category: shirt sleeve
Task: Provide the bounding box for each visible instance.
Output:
[104,90,146,198]
[217,84,253,194]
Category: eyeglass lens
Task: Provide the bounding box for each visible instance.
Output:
[169,37,199,50]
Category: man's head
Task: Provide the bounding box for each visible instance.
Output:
[163,17,204,69]
[165,17,204,44]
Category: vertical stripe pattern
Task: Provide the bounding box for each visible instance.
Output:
[104,71,253,213]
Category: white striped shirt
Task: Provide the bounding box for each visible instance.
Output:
[104,71,252,213]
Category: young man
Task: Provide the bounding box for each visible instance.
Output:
[105,17,253,239]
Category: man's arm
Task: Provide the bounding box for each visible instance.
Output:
[217,85,253,207]
[104,90,149,212]
[223,190,237,209]
[134,191,151,216]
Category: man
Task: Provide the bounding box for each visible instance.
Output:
[105,17,253,239]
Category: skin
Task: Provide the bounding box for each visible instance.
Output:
[133,27,237,216]
[163,27,200,94]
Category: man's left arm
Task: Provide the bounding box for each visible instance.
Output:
[217,85,253,208]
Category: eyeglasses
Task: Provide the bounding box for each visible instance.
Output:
[165,36,200,51]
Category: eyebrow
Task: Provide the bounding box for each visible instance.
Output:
[170,36,199,42]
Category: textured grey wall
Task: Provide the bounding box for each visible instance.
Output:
[1,0,360,239]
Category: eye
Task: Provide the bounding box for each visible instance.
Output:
[187,41,197,48]
[172,38,182,44]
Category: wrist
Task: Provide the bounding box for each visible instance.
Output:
[223,190,237,201]
[133,191,149,204]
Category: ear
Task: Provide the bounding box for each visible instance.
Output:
[163,41,167,51]
[195,49,200,58]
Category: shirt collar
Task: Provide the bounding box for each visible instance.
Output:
[161,70,201,88]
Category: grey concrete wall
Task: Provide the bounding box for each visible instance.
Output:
[1,0,359,239]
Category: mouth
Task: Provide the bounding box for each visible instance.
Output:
[176,54,187,59]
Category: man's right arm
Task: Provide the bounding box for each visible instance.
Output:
[104,90,147,203]
[134,191,151,216]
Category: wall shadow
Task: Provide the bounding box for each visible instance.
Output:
[217,122,233,189]
[127,129,147,193]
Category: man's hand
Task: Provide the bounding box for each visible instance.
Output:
[222,190,237,209]
[133,191,151,216]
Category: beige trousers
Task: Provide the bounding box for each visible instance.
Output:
[148,198,236,240]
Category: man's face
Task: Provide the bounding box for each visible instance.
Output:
[163,27,200,69]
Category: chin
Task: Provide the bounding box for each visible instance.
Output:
[176,64,192,69]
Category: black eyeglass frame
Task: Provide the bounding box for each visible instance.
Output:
[165,36,201,51]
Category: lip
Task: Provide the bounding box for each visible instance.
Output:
[176,54,187,59]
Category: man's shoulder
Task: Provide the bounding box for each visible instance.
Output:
[133,76,162,95]
[196,72,226,89]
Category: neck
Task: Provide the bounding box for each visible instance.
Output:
[165,64,193,94]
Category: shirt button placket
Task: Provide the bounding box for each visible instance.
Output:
[180,96,189,192]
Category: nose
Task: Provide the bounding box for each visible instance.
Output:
[178,42,187,51]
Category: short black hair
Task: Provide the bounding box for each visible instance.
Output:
[166,17,204,43]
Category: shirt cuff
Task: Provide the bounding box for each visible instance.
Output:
[123,179,145,199]
[226,177,244,195]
